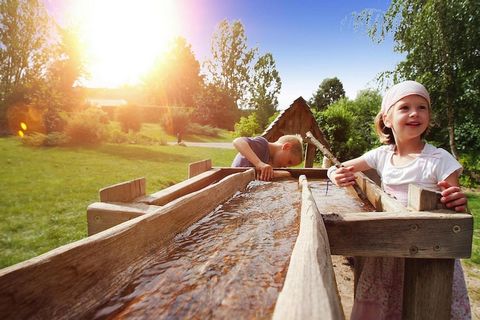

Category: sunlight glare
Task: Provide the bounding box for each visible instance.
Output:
[70,0,179,87]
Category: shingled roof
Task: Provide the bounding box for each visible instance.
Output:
[262,96,331,167]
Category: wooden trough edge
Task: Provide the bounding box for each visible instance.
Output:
[0,169,256,320]
[273,175,344,320]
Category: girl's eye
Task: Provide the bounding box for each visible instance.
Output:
[419,105,427,110]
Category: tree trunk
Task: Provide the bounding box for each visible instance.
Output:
[446,98,459,160]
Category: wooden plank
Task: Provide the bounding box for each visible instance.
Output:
[304,142,316,168]
[407,184,446,211]
[137,168,224,205]
[403,259,454,320]
[215,167,328,179]
[87,202,162,236]
[354,172,405,212]
[273,175,344,320]
[0,169,255,319]
[99,177,146,202]
[402,184,459,320]
[322,211,472,258]
[188,159,212,178]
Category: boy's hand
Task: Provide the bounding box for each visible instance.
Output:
[438,180,468,212]
[332,166,356,187]
[256,162,273,181]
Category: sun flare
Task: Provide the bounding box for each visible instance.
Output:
[69,0,179,87]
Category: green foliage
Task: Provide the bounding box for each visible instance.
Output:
[21,132,70,147]
[459,154,480,188]
[116,105,142,133]
[267,111,280,126]
[355,0,480,159]
[193,84,238,130]
[161,107,192,136]
[249,53,282,129]
[64,107,108,145]
[205,19,257,108]
[234,113,261,138]
[309,77,346,111]
[465,192,480,266]
[315,90,381,161]
[143,37,203,107]
[186,123,221,138]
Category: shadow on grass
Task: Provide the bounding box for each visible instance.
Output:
[93,144,192,163]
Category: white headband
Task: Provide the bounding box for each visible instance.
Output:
[381,80,431,114]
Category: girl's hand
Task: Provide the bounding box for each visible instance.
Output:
[438,180,468,212]
[332,166,356,187]
[256,162,273,181]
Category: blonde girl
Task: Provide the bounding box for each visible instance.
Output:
[328,80,470,319]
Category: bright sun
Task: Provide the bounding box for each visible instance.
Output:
[70,0,179,87]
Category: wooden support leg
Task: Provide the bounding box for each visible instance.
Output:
[402,258,454,320]
[304,143,316,168]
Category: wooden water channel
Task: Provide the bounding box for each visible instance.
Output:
[0,98,473,319]
[0,160,472,319]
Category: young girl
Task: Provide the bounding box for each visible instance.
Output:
[328,81,471,319]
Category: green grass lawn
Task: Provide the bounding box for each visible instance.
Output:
[0,137,237,268]
[465,192,480,266]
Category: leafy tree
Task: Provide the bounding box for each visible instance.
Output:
[234,112,260,138]
[355,0,480,158]
[249,53,282,129]
[309,77,346,111]
[193,84,238,130]
[0,0,53,131]
[205,19,256,108]
[144,37,203,107]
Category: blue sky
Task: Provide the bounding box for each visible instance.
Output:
[46,0,404,109]
[176,0,404,108]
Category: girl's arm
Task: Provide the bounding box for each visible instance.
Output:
[438,171,468,213]
[328,157,372,187]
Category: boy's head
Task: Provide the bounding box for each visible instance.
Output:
[271,135,304,167]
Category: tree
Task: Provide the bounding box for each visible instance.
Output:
[144,37,203,107]
[193,84,238,130]
[249,53,282,129]
[205,19,257,108]
[0,0,53,131]
[309,77,346,111]
[355,0,480,158]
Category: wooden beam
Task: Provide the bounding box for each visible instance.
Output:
[402,184,459,320]
[99,177,146,202]
[137,168,224,205]
[0,169,255,319]
[354,172,405,212]
[323,211,472,258]
[214,167,328,179]
[188,159,212,178]
[273,176,344,320]
[87,202,162,236]
[304,142,316,168]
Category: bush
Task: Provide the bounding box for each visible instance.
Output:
[64,107,107,145]
[21,132,70,147]
[162,108,192,136]
[234,113,260,137]
[459,154,480,188]
[186,123,220,137]
[116,105,142,133]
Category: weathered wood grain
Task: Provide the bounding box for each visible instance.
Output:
[0,169,255,320]
[215,167,328,179]
[273,175,344,320]
[188,158,212,178]
[323,211,472,258]
[99,177,146,202]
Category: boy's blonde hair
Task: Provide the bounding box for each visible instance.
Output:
[277,134,304,159]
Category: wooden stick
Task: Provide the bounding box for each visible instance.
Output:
[304,131,368,202]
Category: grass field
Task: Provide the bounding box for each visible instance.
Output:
[0,136,237,268]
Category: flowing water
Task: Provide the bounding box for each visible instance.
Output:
[93,179,301,319]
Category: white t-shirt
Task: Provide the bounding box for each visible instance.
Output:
[362,143,462,206]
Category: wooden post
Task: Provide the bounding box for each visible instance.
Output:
[188,159,212,178]
[273,175,344,320]
[402,184,456,320]
[304,143,316,168]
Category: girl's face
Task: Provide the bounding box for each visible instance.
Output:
[383,94,430,141]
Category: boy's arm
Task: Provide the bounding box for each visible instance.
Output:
[233,137,273,181]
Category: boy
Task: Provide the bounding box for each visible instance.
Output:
[231,135,304,181]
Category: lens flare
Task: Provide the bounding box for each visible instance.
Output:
[18,130,24,138]
[20,122,27,130]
